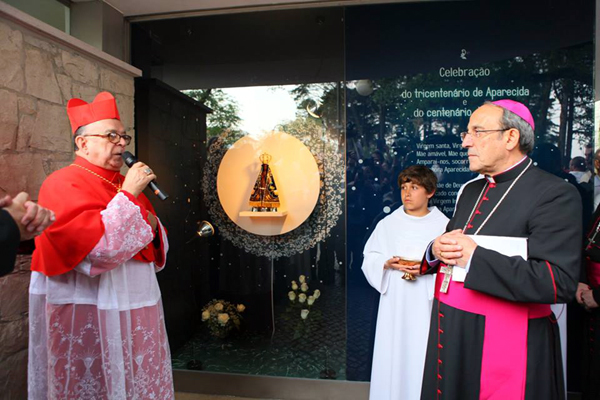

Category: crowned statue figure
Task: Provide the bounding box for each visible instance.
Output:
[249,153,280,211]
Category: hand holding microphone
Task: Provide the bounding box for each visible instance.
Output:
[121,161,155,197]
[121,151,169,200]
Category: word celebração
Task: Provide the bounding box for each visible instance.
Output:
[439,66,491,78]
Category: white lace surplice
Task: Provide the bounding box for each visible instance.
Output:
[28,192,174,400]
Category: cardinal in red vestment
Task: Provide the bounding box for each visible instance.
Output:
[28,92,174,399]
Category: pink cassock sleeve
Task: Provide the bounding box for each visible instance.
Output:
[79,192,154,276]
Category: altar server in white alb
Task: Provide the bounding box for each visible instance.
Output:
[362,165,449,400]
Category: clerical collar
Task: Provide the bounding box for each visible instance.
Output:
[485,156,529,184]
[465,158,532,235]
[73,156,122,183]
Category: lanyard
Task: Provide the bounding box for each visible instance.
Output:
[462,159,532,235]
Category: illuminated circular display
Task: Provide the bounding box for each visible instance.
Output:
[217,131,320,236]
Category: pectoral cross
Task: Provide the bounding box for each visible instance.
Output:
[439,265,453,293]
[586,222,600,250]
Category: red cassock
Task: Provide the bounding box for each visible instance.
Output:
[32,156,165,276]
[28,156,173,400]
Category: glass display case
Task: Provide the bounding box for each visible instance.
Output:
[131,0,595,395]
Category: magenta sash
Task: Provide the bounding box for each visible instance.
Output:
[435,272,551,400]
[586,258,600,288]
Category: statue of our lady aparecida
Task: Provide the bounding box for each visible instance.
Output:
[249,153,280,211]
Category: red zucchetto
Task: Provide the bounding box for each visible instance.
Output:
[66,91,121,134]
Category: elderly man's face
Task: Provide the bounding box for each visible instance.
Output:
[462,105,509,175]
[79,119,128,171]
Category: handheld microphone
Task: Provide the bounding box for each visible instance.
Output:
[122,151,169,201]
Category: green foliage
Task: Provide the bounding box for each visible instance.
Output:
[278,115,323,138]
[182,89,246,146]
[341,44,593,161]
[287,83,343,129]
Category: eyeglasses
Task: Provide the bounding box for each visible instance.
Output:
[84,132,132,145]
[460,128,510,140]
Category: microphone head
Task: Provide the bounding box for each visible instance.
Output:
[122,151,137,167]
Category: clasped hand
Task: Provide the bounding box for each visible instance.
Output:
[577,282,599,311]
[384,257,421,275]
[1,192,55,240]
[432,229,477,267]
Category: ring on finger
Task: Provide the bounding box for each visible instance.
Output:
[144,168,153,175]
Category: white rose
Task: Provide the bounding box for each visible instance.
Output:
[288,291,296,301]
[202,310,210,321]
[307,296,315,306]
[301,282,308,292]
[299,293,307,303]
[299,275,306,283]
[214,302,224,311]
[301,309,310,320]
[313,289,321,299]
[217,313,230,325]
[291,282,299,291]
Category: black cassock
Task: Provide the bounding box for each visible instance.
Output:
[420,158,581,400]
[0,209,20,277]
[581,203,600,400]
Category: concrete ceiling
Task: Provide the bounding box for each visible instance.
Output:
[92,0,436,19]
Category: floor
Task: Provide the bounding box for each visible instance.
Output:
[174,391,581,400]
[172,270,347,380]
[175,393,276,400]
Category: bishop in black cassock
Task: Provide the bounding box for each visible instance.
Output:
[577,201,600,399]
[420,100,581,400]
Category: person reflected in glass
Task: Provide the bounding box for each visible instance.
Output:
[585,143,594,172]
[361,165,448,400]
[532,142,592,226]
[569,156,592,185]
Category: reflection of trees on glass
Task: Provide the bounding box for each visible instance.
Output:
[475,45,594,167]
[341,43,594,241]
[283,82,346,154]
[540,46,593,165]
[287,83,343,130]
[183,89,246,146]
[344,43,593,170]
[278,116,322,139]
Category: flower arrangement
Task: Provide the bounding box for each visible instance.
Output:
[286,275,322,339]
[201,299,245,338]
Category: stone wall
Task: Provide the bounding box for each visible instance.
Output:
[0,16,135,399]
